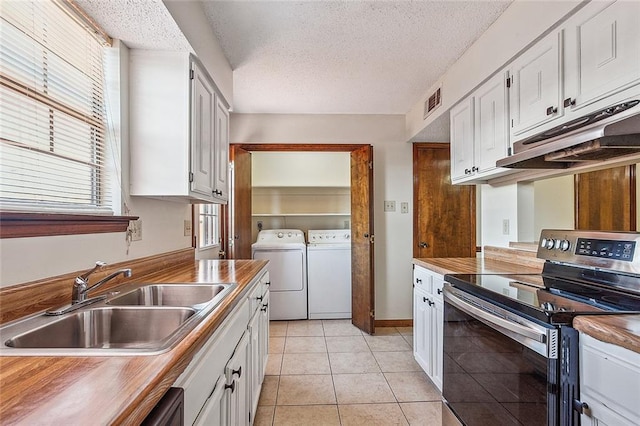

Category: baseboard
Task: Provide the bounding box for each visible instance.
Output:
[375,319,413,328]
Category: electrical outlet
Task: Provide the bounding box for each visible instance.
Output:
[502,219,510,235]
[183,220,192,237]
[400,202,409,214]
[129,219,142,241]
[384,200,396,212]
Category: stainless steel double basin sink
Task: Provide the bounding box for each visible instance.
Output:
[0,283,236,356]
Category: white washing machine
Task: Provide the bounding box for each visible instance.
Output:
[307,229,352,319]
[251,229,307,320]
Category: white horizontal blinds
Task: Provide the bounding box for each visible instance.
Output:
[0,0,111,213]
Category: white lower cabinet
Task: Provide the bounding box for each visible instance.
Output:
[412,265,444,391]
[174,270,270,426]
[579,333,640,426]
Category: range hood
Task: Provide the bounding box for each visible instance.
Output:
[497,100,640,169]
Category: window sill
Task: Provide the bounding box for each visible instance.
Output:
[0,212,138,239]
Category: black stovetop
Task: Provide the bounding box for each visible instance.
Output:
[445,262,640,325]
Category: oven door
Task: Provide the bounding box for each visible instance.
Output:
[443,284,559,426]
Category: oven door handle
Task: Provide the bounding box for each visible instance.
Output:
[445,289,546,343]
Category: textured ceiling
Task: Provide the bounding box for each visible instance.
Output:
[75,0,192,51]
[203,0,512,114]
[77,0,512,116]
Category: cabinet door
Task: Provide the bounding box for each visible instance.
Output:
[564,0,640,112]
[248,311,261,419]
[413,287,431,374]
[450,98,475,181]
[431,299,444,392]
[213,96,229,201]
[225,331,250,426]
[259,291,270,376]
[474,72,509,174]
[194,375,228,426]
[509,31,562,137]
[191,61,216,198]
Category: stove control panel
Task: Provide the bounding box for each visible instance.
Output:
[575,238,635,261]
[537,229,640,275]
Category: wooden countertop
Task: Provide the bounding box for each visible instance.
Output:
[0,259,268,425]
[574,315,640,354]
[412,256,543,276]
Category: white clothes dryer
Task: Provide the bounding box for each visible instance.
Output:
[251,229,307,320]
[307,229,352,319]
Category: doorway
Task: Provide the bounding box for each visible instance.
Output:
[226,143,376,334]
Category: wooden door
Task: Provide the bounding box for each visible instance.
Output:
[227,145,252,259]
[413,143,476,258]
[351,145,375,334]
[575,165,636,231]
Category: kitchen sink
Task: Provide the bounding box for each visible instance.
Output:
[5,307,195,350]
[0,282,237,356]
[107,284,231,307]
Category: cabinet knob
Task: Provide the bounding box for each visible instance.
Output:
[573,400,590,417]
[428,300,435,307]
[464,168,471,175]
[563,98,576,108]
[265,281,271,286]
[437,288,442,295]
[471,166,478,172]
[261,303,269,312]
[232,366,242,378]
[546,106,558,116]
[419,242,429,248]
[256,295,263,302]
[423,296,428,303]
[416,278,422,283]
[225,380,236,393]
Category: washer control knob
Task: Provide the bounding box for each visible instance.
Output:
[559,240,571,251]
[544,238,555,250]
[277,232,284,238]
[541,302,556,312]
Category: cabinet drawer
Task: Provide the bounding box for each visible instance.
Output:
[580,334,640,424]
[248,280,265,314]
[413,266,432,293]
[432,277,445,301]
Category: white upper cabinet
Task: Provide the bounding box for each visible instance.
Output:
[509,0,640,143]
[509,31,563,138]
[563,0,640,114]
[450,97,474,181]
[450,72,511,184]
[130,51,230,203]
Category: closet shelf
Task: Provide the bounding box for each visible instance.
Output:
[251,213,350,217]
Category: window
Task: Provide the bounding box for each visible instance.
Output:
[199,204,220,249]
[0,1,112,214]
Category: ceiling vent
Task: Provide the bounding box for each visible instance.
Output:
[423,86,442,119]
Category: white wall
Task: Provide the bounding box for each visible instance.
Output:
[231,113,414,320]
[252,152,350,187]
[534,175,575,237]
[407,0,582,141]
[0,42,192,287]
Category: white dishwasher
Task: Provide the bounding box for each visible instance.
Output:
[307,230,351,319]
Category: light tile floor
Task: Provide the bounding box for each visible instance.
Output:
[255,320,443,425]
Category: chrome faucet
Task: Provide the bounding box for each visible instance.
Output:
[72,261,132,303]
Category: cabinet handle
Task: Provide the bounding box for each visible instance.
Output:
[419,242,429,248]
[232,366,242,378]
[423,297,428,303]
[464,168,471,175]
[256,295,263,302]
[225,381,235,393]
[261,303,269,312]
[471,166,478,172]
[546,106,558,116]
[416,278,422,284]
[265,281,271,286]
[437,288,442,295]
[563,98,576,108]
[573,400,590,417]
[428,300,435,307]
